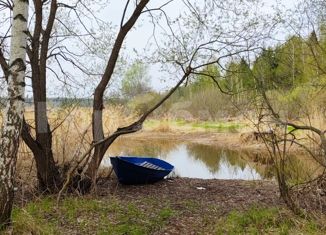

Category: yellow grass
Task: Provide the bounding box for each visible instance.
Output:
[10,105,138,183]
[0,101,323,186]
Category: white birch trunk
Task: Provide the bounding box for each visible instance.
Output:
[0,0,29,227]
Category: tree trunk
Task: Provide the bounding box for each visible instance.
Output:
[35,132,62,192]
[21,0,61,193]
[83,69,191,192]
[22,121,62,192]
[0,0,29,227]
[86,0,150,185]
[21,82,62,193]
[34,0,61,192]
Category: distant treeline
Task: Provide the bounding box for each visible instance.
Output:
[0,97,125,108]
[126,30,326,121]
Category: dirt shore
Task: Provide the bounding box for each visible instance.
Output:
[96,177,282,234]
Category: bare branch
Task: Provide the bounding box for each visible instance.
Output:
[120,0,130,29]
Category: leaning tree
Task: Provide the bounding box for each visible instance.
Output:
[76,0,268,191]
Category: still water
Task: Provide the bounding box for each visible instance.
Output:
[102,139,268,180]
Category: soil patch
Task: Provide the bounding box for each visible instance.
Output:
[95,177,283,234]
[12,177,326,234]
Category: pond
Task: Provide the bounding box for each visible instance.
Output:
[102,138,267,180]
[102,138,318,181]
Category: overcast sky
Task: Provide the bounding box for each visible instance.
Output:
[0,0,301,97]
[99,0,298,92]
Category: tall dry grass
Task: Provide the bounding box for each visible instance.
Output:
[0,86,323,189]
[44,105,137,164]
[4,104,138,187]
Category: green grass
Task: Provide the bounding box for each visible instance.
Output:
[7,198,325,234]
[10,196,176,235]
[215,206,323,235]
[191,121,245,132]
[11,198,57,235]
[144,119,246,133]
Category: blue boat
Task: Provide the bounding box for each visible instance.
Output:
[110,156,174,184]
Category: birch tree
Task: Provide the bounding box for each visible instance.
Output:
[0,0,29,227]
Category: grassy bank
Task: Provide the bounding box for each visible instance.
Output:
[144,119,247,133]
[5,178,326,234]
[7,196,324,235]
[10,197,175,235]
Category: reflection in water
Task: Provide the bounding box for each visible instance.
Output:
[103,138,319,181]
[103,139,263,180]
[163,145,261,180]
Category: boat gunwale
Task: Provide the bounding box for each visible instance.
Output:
[111,156,174,172]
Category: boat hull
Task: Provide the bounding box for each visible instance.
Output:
[110,156,174,184]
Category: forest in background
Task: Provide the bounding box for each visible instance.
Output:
[51,30,326,126]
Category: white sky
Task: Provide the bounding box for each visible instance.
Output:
[98,0,193,92]
[100,0,298,92]
[0,0,301,97]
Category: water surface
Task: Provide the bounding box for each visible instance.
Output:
[103,139,265,180]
